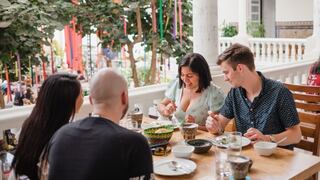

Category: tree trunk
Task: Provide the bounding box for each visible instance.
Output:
[145,35,157,85]
[0,90,5,109]
[127,43,140,87]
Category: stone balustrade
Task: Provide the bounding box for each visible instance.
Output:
[219,37,307,66]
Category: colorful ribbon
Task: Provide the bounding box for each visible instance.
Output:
[159,0,163,41]
[178,0,182,47]
[152,0,157,33]
[5,65,12,102]
[173,0,177,39]
[124,16,127,35]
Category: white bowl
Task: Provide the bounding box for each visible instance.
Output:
[254,141,277,156]
[172,145,195,159]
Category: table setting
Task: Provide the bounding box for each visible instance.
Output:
[120,115,320,179]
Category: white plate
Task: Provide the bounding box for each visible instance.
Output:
[209,136,251,147]
[241,136,251,147]
[153,158,197,176]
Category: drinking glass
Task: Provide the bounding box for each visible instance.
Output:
[215,144,230,178]
[226,131,242,156]
[126,120,141,133]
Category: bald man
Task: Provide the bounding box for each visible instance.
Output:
[48,69,154,180]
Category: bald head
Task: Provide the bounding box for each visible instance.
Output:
[89,68,127,106]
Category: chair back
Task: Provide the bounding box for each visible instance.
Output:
[284,83,320,156]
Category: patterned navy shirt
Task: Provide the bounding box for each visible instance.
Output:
[220,72,299,141]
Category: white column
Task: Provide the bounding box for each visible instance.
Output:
[238,0,247,36]
[193,0,220,74]
[314,0,320,37]
[234,0,250,46]
[305,0,320,60]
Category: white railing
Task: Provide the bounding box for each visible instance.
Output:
[219,37,307,65]
[0,60,314,138]
[219,37,233,54]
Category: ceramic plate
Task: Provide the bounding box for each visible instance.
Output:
[241,136,251,147]
[153,158,197,176]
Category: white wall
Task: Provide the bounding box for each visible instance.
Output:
[218,0,239,26]
[276,0,313,21]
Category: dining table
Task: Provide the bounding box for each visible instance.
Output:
[143,118,320,180]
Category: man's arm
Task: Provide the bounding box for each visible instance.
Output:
[244,125,301,145]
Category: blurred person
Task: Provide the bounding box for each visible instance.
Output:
[307,57,320,86]
[10,73,83,180]
[158,53,225,131]
[48,68,153,180]
[206,43,301,149]
[23,87,35,105]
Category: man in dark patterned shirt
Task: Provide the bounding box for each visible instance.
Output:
[206,43,301,148]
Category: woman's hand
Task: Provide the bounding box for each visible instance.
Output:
[163,101,177,116]
[185,114,195,123]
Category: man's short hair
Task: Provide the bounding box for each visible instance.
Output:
[217,43,255,71]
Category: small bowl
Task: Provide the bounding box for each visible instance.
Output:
[172,145,195,159]
[186,139,213,154]
[143,125,174,145]
[254,141,277,156]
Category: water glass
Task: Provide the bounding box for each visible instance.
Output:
[126,120,141,133]
[226,131,242,156]
[215,144,230,177]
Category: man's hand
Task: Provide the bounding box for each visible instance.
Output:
[205,111,222,134]
[185,114,195,123]
[244,128,269,143]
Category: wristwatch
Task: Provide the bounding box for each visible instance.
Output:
[269,134,276,143]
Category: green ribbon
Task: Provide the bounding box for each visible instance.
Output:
[159,0,163,41]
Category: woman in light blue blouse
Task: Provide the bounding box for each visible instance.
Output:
[158,53,225,130]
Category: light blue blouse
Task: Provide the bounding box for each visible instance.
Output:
[165,79,225,126]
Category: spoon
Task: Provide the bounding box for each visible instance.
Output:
[168,161,190,174]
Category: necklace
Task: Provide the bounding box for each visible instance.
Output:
[89,113,102,118]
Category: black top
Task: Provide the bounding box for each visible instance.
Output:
[48,117,153,180]
[220,72,300,149]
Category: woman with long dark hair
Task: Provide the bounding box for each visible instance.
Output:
[158,53,225,131]
[10,73,83,180]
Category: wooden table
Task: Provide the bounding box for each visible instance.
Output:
[149,126,320,180]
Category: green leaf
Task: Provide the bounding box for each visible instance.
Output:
[0,0,11,7]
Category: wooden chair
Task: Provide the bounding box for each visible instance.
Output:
[284,83,320,156]
[284,83,320,180]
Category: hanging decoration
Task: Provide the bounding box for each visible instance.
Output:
[151,0,157,33]
[42,58,47,80]
[178,0,183,47]
[64,17,83,72]
[29,59,33,86]
[35,65,39,85]
[123,16,127,36]
[159,0,163,41]
[5,65,12,102]
[173,0,177,39]
[50,40,55,74]
[15,62,18,79]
